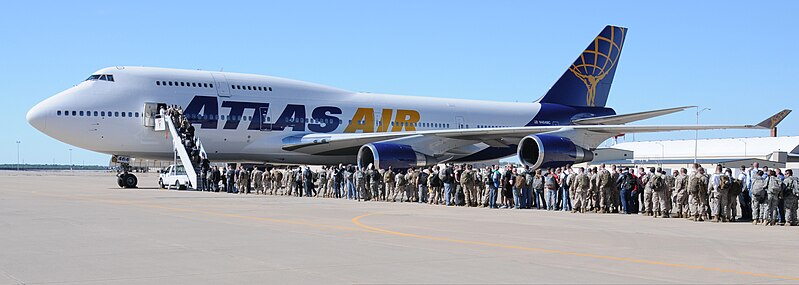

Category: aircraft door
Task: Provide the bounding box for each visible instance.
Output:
[259,106,272,131]
[455,116,464,129]
[212,73,230,97]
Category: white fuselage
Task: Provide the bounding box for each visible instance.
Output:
[28,66,545,164]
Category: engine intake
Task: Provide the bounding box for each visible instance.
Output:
[517,134,593,169]
[358,143,433,170]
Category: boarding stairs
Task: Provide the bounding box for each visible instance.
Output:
[161,110,208,190]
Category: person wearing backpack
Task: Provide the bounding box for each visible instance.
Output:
[782,169,799,226]
[709,165,726,222]
[750,170,768,224]
[617,168,636,214]
[764,170,783,226]
[650,168,668,218]
[688,166,710,221]
[429,166,442,205]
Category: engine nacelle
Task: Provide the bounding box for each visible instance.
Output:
[358,143,432,170]
[517,134,594,169]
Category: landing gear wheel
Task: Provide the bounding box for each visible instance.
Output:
[117,176,125,188]
[122,174,138,188]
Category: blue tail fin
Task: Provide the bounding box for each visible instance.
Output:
[538,25,627,107]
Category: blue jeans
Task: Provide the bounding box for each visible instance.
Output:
[546,190,557,210]
[535,189,546,209]
[226,178,235,193]
[561,188,571,211]
[347,180,356,200]
[418,185,427,203]
[444,183,453,206]
[621,189,631,214]
[522,187,532,209]
[489,186,498,208]
[513,187,522,209]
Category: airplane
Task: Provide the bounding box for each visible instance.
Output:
[27,25,790,188]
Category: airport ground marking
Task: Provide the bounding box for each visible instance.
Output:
[351,212,799,282]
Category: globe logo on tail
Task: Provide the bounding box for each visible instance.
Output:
[568,27,625,106]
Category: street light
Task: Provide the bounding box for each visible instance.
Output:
[694,107,711,163]
[737,138,748,158]
[69,148,73,171]
[16,141,21,171]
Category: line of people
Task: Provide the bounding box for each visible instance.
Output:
[189,161,799,227]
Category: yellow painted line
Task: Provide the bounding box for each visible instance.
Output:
[352,212,799,282]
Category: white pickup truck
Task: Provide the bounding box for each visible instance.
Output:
[159,165,190,190]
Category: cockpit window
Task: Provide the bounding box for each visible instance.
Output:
[85,74,115,82]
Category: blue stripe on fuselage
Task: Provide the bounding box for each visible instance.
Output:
[526,103,615,126]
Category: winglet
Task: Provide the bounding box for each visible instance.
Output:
[756,109,791,129]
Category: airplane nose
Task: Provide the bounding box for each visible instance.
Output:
[27,101,48,132]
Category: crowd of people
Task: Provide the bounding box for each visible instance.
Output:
[188,161,799,227]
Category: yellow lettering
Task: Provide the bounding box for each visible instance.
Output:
[343,108,375,133]
[378,109,393,132]
[391,109,420,132]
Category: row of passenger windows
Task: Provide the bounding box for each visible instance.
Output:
[350,120,450,128]
[156,81,214,88]
[231,84,273,92]
[57,110,139,118]
[477,125,508,128]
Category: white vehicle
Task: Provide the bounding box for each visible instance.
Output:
[159,165,190,190]
[27,25,789,188]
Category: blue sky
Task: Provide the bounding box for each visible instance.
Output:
[1,1,796,165]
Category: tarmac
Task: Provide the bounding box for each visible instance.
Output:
[1,170,798,284]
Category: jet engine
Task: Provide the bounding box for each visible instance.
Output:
[357,143,433,170]
[517,134,594,169]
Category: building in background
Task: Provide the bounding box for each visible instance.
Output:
[587,136,799,173]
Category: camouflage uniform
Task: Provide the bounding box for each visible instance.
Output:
[782,175,799,226]
[573,172,590,212]
[674,173,689,218]
[251,168,263,194]
[598,168,612,213]
[688,171,709,221]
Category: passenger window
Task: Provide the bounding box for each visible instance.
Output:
[57,111,62,116]
[192,83,197,87]
[156,81,161,86]
[135,112,139,117]
[101,111,105,116]
[180,82,184,86]
[209,83,213,88]
[72,111,76,116]
[168,81,173,86]
[121,112,126,117]
[128,112,133,117]
[220,115,225,120]
[94,111,99,116]
[115,112,119,117]
[268,87,272,91]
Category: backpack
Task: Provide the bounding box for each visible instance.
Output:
[729,179,743,196]
[651,174,664,191]
[621,173,635,191]
[544,175,557,190]
[719,175,731,191]
[532,176,544,190]
[463,170,474,185]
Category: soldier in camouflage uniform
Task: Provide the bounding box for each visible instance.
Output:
[598,164,612,213]
[572,167,590,213]
[782,169,799,226]
[688,167,709,221]
[674,168,689,218]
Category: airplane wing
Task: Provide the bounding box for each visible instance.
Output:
[571,106,695,125]
[283,109,791,156]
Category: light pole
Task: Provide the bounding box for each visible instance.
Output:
[69,148,73,171]
[737,138,748,158]
[694,107,711,163]
[654,141,665,166]
[16,141,21,171]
